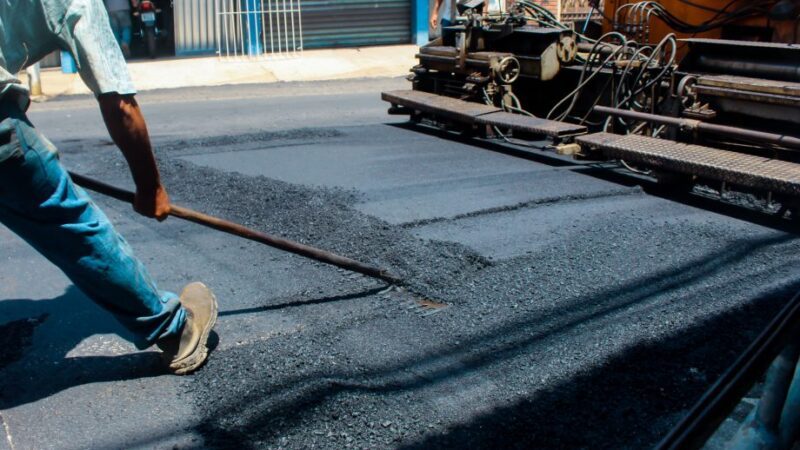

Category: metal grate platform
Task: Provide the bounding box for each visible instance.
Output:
[382,90,586,139]
[382,90,500,123]
[476,111,586,138]
[577,132,800,196]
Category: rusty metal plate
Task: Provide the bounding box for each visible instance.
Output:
[381,90,501,123]
[577,133,800,196]
[419,45,459,57]
[476,111,586,138]
[698,75,800,97]
[469,51,514,61]
[681,38,800,52]
[382,90,586,139]
[696,85,800,107]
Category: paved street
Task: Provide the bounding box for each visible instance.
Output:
[1,78,799,449]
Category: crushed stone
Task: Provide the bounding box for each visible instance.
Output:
[71,127,800,449]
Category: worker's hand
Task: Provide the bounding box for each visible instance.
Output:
[430,11,438,29]
[134,184,171,221]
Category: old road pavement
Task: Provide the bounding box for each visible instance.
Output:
[1,78,798,449]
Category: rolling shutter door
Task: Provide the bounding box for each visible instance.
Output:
[301,0,411,49]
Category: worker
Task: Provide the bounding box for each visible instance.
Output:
[431,0,496,38]
[430,0,456,37]
[104,0,134,58]
[485,0,504,14]
[0,0,218,375]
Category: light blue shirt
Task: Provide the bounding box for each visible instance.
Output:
[439,0,456,22]
[104,0,131,12]
[0,0,136,110]
[486,0,502,12]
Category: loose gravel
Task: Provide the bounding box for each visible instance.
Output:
[74,127,800,449]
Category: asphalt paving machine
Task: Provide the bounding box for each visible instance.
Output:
[383,0,800,216]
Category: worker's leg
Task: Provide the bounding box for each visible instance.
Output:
[118,11,133,53]
[729,340,800,449]
[779,349,800,447]
[121,25,132,48]
[108,11,122,45]
[0,104,185,349]
[440,18,453,41]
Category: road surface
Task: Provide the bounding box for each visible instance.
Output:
[1,78,798,449]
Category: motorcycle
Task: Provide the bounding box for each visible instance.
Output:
[133,0,162,58]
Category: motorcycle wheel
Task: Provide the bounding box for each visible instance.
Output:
[145,27,157,59]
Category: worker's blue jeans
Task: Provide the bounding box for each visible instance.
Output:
[0,100,185,349]
[436,18,454,40]
[108,10,133,47]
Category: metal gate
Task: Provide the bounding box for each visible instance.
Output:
[175,0,411,56]
[216,0,304,58]
[301,0,411,49]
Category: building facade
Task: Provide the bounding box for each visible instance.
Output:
[41,0,578,66]
[172,0,573,56]
[175,0,414,56]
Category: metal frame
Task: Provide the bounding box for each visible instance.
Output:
[216,0,303,59]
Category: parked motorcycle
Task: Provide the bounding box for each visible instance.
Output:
[133,0,162,58]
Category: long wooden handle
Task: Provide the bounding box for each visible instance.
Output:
[69,172,402,285]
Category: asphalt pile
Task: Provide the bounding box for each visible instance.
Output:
[153,157,492,302]
[79,133,800,449]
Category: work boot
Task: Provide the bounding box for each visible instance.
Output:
[158,282,218,375]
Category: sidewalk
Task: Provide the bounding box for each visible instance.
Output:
[21,45,418,98]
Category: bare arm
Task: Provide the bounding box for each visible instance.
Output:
[98,94,170,221]
[431,0,443,28]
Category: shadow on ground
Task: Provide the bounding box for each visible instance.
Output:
[198,284,797,449]
[391,122,800,234]
[0,286,164,409]
[399,284,799,450]
[190,232,799,449]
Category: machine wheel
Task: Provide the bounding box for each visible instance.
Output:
[145,27,157,59]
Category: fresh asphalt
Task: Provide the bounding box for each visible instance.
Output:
[1,78,798,449]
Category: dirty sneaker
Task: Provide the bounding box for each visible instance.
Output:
[158,282,218,375]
